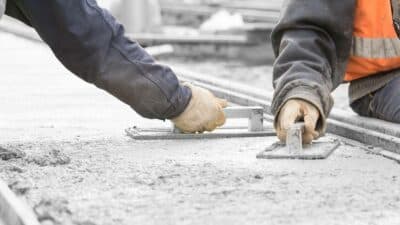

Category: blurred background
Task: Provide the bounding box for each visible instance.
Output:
[92,0,284,97]
[96,0,280,33]
[95,0,279,62]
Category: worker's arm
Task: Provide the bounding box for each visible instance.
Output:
[271,0,356,143]
[5,0,226,132]
[7,0,189,119]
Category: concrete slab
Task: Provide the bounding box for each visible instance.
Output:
[0,31,400,225]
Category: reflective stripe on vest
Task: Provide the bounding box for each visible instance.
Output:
[351,37,400,58]
[345,0,400,81]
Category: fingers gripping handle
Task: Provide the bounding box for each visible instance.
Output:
[286,122,305,153]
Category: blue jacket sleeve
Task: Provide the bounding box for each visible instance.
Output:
[8,0,191,119]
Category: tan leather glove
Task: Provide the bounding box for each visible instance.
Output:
[276,99,321,144]
[171,83,228,133]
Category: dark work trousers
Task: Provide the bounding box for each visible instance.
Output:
[4,0,191,119]
[351,76,400,123]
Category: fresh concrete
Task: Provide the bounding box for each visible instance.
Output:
[0,29,400,225]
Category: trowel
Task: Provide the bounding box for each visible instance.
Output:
[256,122,340,160]
[125,106,276,140]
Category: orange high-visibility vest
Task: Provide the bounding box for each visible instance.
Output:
[345,0,400,81]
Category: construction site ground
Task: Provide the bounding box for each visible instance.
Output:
[1,29,400,225]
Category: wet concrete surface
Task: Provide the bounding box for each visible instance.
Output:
[1,31,400,225]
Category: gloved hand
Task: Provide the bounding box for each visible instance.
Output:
[171,83,228,133]
[275,99,321,144]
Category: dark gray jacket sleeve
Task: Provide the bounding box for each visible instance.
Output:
[7,0,190,120]
[271,0,356,130]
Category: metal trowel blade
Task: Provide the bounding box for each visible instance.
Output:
[256,122,340,160]
[125,106,275,140]
[256,138,340,160]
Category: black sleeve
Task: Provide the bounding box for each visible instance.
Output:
[271,0,356,129]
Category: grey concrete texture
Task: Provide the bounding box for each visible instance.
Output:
[0,30,400,225]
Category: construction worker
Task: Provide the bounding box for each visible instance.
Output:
[272,0,400,143]
[3,0,227,133]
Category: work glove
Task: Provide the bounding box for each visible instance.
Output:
[275,99,321,144]
[171,83,228,133]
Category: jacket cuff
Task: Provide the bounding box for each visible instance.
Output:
[163,85,192,119]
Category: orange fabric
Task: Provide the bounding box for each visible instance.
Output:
[346,56,400,81]
[344,0,400,81]
[352,0,396,38]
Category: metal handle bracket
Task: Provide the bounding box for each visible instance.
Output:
[173,106,264,133]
